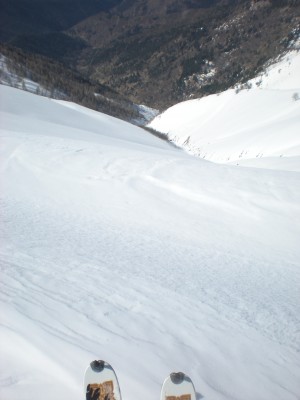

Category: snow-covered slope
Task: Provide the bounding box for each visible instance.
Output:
[1,85,300,400]
[148,50,300,172]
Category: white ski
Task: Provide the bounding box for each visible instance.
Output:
[160,372,196,400]
[84,360,122,400]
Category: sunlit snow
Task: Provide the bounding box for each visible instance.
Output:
[148,50,300,172]
[0,59,300,400]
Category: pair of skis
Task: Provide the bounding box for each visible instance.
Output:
[84,360,196,400]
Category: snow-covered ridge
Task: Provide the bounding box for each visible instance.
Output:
[148,49,300,172]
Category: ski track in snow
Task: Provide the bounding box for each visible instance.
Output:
[0,85,300,400]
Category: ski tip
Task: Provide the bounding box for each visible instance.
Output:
[170,371,185,384]
[90,360,105,372]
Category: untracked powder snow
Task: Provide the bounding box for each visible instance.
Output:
[0,51,300,400]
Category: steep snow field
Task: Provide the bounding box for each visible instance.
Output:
[148,50,300,172]
[1,84,300,400]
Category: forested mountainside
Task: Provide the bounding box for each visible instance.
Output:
[1,0,299,111]
[0,43,141,122]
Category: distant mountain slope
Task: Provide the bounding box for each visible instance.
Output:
[0,0,122,40]
[1,0,299,111]
[148,48,300,171]
[70,0,300,108]
[0,43,143,123]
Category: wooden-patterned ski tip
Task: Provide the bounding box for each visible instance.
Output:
[160,372,196,400]
[84,360,122,400]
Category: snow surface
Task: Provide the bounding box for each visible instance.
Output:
[148,50,300,172]
[1,85,300,400]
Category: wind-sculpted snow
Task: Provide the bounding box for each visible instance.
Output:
[148,50,300,172]
[0,85,300,400]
